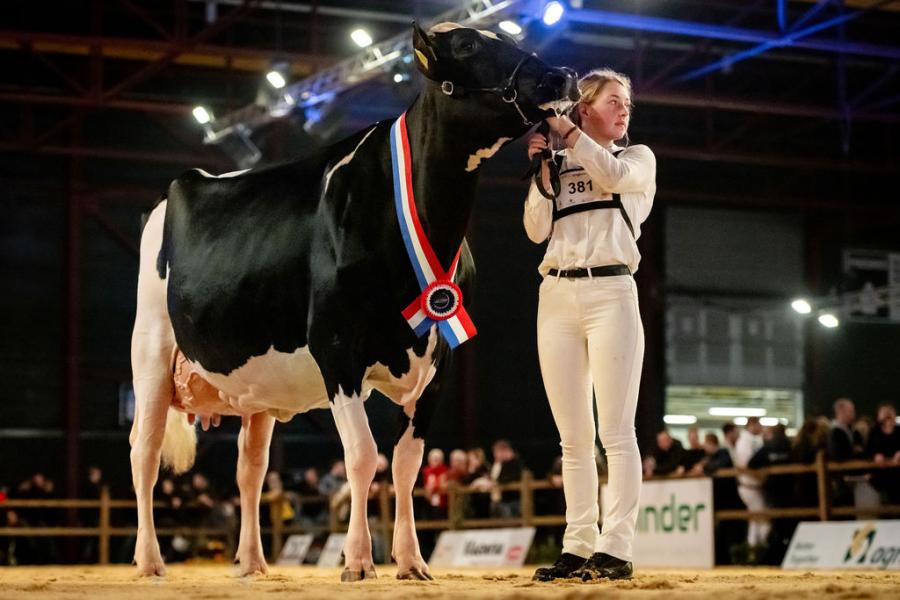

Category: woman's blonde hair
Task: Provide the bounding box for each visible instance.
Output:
[570,68,632,130]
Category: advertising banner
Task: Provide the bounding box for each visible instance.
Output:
[783,521,900,570]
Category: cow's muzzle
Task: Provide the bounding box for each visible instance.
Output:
[539,67,579,98]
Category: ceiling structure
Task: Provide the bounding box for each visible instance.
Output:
[1,0,897,211]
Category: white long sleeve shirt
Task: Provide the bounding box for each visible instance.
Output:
[734,429,765,487]
[523,134,656,276]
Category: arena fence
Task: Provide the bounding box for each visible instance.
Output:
[1,451,898,564]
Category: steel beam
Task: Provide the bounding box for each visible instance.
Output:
[567,7,900,61]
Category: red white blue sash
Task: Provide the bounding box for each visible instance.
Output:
[390,113,477,349]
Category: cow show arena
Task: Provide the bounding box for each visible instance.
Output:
[3,1,900,599]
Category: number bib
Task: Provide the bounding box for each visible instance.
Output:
[554,167,609,214]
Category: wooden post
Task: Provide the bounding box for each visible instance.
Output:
[378,485,392,564]
[447,481,461,530]
[271,494,284,561]
[99,485,110,565]
[815,450,831,521]
[520,471,534,526]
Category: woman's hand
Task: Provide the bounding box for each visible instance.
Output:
[527,133,548,159]
[545,115,574,135]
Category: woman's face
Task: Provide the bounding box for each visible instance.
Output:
[579,81,631,142]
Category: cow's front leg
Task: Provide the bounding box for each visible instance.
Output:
[331,391,378,582]
[392,417,432,580]
[235,412,275,576]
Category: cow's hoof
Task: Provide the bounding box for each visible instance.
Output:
[397,567,434,581]
[134,560,166,577]
[341,566,377,582]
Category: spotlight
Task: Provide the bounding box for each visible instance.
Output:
[791,299,812,314]
[192,106,212,124]
[663,415,697,425]
[266,70,286,89]
[393,72,409,84]
[734,417,748,426]
[818,313,839,328]
[760,417,779,426]
[351,28,373,48]
[499,20,523,35]
[542,1,565,26]
[708,407,766,417]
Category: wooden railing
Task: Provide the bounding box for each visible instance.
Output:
[1,453,898,564]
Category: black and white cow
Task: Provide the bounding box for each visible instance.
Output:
[130,22,578,581]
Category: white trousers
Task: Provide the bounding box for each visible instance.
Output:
[737,485,770,546]
[537,275,644,561]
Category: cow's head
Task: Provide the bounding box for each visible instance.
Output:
[412,22,579,131]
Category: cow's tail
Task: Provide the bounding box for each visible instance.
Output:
[160,407,197,474]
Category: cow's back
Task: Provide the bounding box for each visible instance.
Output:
[160,155,329,375]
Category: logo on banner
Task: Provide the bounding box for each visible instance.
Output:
[844,525,877,564]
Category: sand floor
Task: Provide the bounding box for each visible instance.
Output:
[1,565,899,599]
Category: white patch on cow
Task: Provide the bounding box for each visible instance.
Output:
[191,346,330,422]
[322,126,376,197]
[194,168,250,178]
[362,327,438,406]
[479,29,500,40]
[538,99,576,114]
[465,137,511,172]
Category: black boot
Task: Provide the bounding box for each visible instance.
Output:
[532,552,588,581]
[572,552,633,581]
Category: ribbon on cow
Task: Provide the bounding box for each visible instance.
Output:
[390,112,477,349]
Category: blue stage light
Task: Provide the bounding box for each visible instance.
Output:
[542,1,565,26]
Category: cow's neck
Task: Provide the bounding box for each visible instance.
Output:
[404,91,496,270]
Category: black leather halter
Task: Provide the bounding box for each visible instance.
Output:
[438,52,537,126]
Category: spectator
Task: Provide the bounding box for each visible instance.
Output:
[490,440,524,518]
[681,427,706,472]
[722,422,740,463]
[734,417,768,550]
[829,398,865,507]
[463,448,492,519]
[422,449,449,518]
[318,460,347,498]
[829,398,864,461]
[446,450,468,484]
[647,429,685,477]
[294,467,326,524]
[261,471,295,525]
[867,403,900,504]
[749,424,794,564]
[791,418,828,509]
[688,433,732,477]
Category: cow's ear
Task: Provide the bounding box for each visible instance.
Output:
[412,22,439,80]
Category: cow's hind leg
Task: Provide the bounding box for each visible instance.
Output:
[129,201,176,576]
[331,391,378,581]
[235,412,275,576]
[391,375,443,580]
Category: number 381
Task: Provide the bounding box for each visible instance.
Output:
[568,180,593,194]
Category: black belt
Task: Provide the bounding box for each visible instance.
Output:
[547,264,631,278]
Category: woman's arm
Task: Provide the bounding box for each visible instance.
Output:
[569,137,656,193]
[523,181,553,243]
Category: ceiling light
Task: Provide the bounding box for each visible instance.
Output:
[708,407,767,417]
[791,299,812,314]
[542,1,565,26]
[192,106,212,124]
[499,20,523,35]
[266,70,286,89]
[663,415,698,425]
[818,313,839,328]
[351,28,373,48]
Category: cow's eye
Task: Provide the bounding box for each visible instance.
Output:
[456,39,479,55]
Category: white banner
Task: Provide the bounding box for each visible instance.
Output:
[783,520,900,570]
[429,527,535,567]
[316,533,347,568]
[602,478,714,568]
[276,533,314,565]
